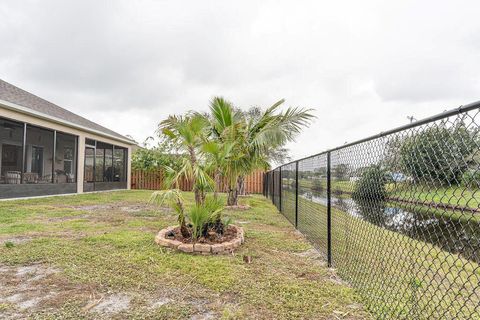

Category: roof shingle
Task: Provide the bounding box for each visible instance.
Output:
[0,79,134,143]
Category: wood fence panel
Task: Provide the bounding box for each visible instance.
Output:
[131,169,264,193]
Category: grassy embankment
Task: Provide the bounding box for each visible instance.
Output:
[278,189,479,319]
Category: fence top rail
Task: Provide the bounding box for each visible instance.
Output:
[269,99,480,171]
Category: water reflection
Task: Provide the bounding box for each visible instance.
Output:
[299,190,479,263]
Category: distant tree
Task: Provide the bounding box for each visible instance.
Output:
[131,140,183,172]
[332,163,349,181]
[314,167,327,178]
[399,123,477,185]
[311,178,325,193]
[352,164,389,201]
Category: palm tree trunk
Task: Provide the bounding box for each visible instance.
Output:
[176,199,190,238]
[227,187,238,206]
[188,146,205,206]
[237,175,246,196]
[213,170,221,200]
[194,186,202,205]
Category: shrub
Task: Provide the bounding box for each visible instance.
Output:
[461,169,480,188]
[399,124,477,185]
[132,145,183,172]
[333,164,349,181]
[151,190,225,241]
[188,206,212,240]
[352,165,389,201]
[311,178,324,193]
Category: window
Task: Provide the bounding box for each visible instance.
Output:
[24,125,54,184]
[0,118,24,184]
[55,132,77,183]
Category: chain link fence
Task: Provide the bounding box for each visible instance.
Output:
[264,102,480,319]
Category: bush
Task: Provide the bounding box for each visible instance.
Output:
[399,124,477,185]
[132,147,183,171]
[352,165,389,201]
[333,164,349,181]
[311,178,324,193]
[461,169,480,188]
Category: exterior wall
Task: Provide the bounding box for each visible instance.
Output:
[0,106,133,198]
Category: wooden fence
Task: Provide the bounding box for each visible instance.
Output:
[131,169,264,194]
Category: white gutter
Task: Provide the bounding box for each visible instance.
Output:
[0,98,137,145]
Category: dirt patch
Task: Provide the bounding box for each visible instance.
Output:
[119,204,156,213]
[46,214,90,222]
[149,297,172,309]
[69,203,156,213]
[72,204,114,211]
[294,248,323,260]
[0,236,33,246]
[190,311,216,320]
[0,263,69,318]
[91,293,131,315]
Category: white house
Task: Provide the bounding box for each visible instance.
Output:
[0,79,137,199]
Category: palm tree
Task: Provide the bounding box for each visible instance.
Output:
[208,97,314,206]
[158,114,214,206]
[202,139,234,199]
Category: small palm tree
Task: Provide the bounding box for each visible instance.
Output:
[149,188,190,237]
[158,114,214,205]
[208,97,314,206]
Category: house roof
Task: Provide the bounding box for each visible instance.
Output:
[0,79,136,144]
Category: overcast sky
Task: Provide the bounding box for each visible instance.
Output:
[1,0,479,162]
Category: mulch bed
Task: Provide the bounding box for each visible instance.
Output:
[166,225,238,245]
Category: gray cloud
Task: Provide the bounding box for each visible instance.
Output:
[1,0,480,159]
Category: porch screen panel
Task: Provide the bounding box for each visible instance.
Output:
[84,147,94,182]
[55,132,77,183]
[0,117,24,184]
[24,125,54,184]
[95,148,104,182]
[113,147,127,182]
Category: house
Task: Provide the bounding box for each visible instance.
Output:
[0,79,137,199]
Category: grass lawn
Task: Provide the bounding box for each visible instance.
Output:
[0,190,370,319]
[279,190,480,319]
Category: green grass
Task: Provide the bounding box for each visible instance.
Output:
[0,190,370,319]
[390,183,480,209]
[280,190,480,319]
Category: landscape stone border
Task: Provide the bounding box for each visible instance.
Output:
[154,224,244,255]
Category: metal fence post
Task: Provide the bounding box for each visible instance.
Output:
[327,152,332,268]
[295,161,299,228]
[272,171,275,204]
[279,167,282,212]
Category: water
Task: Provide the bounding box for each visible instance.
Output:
[299,190,480,263]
